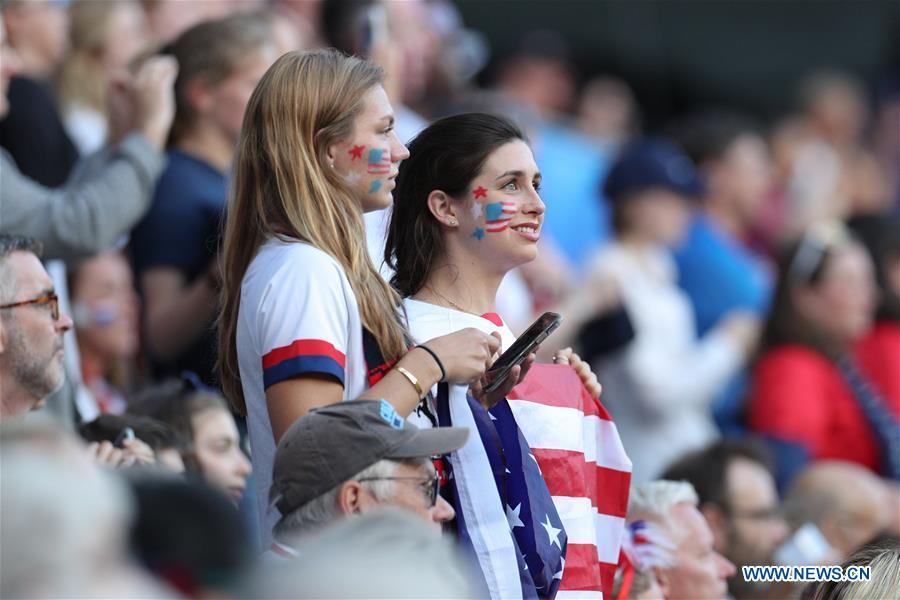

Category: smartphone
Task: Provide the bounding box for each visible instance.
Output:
[114,426,135,448]
[483,312,562,394]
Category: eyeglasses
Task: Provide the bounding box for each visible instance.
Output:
[357,472,441,507]
[787,220,851,284]
[0,292,60,320]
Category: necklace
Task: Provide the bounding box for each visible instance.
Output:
[424,286,481,317]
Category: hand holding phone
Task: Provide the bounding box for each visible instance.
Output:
[483,312,562,394]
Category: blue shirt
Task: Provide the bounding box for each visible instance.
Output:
[130,150,227,384]
[131,150,226,279]
[673,213,773,433]
[533,123,612,271]
[674,213,771,336]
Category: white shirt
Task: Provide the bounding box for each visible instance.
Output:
[588,243,742,481]
[237,238,369,547]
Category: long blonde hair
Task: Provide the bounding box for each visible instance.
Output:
[218,49,406,414]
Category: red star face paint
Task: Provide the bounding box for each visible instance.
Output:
[348,145,365,160]
[473,186,488,199]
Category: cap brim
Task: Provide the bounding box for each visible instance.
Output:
[386,426,469,459]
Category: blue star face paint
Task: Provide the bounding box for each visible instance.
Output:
[369,179,382,193]
[473,227,486,240]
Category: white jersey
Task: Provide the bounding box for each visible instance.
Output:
[236,237,370,547]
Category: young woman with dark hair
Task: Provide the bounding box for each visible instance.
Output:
[748,221,900,480]
[386,112,603,597]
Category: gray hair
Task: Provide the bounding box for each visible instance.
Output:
[628,480,699,541]
[0,420,134,598]
[245,509,482,599]
[273,459,401,542]
[0,235,42,304]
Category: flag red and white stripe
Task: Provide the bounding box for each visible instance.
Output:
[509,365,633,599]
[485,201,517,232]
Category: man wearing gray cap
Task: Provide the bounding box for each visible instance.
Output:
[267,399,468,558]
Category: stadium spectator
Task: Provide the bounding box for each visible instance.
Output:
[627,480,736,600]
[783,461,895,561]
[0,419,170,598]
[671,111,774,432]
[849,215,900,411]
[78,413,186,473]
[748,221,900,479]
[246,510,481,599]
[58,0,150,155]
[0,0,77,186]
[0,235,73,420]
[128,475,252,598]
[0,10,177,261]
[217,49,499,545]
[68,251,140,415]
[128,378,251,504]
[130,13,277,386]
[661,439,789,599]
[587,139,759,481]
[576,76,640,151]
[267,400,465,554]
[386,111,602,596]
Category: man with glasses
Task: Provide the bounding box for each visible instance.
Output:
[0,235,73,420]
[266,399,467,559]
[661,439,789,599]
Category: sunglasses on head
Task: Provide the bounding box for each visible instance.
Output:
[786,220,851,284]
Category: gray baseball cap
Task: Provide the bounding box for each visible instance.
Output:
[270,399,469,515]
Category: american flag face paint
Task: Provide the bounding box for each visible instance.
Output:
[367,148,391,175]
[484,200,516,233]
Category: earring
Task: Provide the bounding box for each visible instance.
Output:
[449,219,457,226]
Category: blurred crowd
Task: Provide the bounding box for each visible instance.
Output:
[0,0,898,599]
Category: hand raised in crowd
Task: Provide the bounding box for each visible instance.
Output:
[421,328,502,385]
[108,55,178,150]
[86,438,156,469]
[554,347,602,399]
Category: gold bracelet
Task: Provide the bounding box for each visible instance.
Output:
[395,366,424,398]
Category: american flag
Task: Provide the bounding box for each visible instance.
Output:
[509,365,633,599]
[366,148,391,174]
[485,201,517,232]
[438,388,567,599]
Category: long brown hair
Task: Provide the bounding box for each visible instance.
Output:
[218,49,406,414]
[385,113,527,298]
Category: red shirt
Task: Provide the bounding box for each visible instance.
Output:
[856,321,900,411]
[749,343,898,475]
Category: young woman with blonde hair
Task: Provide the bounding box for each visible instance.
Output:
[218,49,500,544]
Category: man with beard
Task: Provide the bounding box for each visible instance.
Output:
[0,235,73,420]
[661,439,789,599]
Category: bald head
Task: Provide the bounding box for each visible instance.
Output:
[784,461,890,558]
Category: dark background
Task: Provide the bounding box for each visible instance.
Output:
[457,0,900,128]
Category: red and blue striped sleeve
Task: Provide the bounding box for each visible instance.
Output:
[262,338,346,389]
